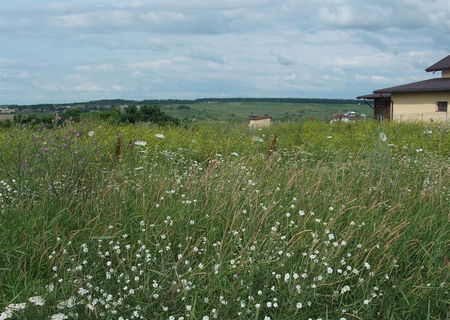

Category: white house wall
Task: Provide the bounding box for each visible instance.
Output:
[391,92,449,122]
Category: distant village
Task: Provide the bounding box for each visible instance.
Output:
[0,107,18,114]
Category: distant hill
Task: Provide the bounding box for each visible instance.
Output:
[3,97,359,110]
[2,98,369,122]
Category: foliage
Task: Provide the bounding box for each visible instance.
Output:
[89,105,181,126]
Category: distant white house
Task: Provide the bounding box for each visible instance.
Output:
[249,116,272,127]
[0,108,17,114]
[329,112,356,123]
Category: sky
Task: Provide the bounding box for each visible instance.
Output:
[1,0,450,104]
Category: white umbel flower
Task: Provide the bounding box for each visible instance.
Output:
[134,141,147,146]
[28,296,45,306]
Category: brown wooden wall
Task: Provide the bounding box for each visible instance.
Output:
[374,98,391,121]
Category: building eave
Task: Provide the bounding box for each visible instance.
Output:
[373,78,450,94]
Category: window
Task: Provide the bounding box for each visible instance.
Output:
[437,101,448,112]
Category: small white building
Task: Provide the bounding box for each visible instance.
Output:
[0,108,16,114]
[249,116,272,127]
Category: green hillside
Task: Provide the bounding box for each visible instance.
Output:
[159,101,371,121]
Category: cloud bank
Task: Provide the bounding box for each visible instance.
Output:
[1,0,449,104]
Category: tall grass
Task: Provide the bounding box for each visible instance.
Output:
[0,120,448,320]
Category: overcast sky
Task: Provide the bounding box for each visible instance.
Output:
[1,0,450,104]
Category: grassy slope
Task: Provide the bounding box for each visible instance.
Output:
[159,102,371,121]
[0,120,448,320]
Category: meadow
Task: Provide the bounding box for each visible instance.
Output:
[0,120,448,320]
[158,101,370,122]
[0,115,14,122]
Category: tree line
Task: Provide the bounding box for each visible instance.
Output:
[0,105,179,128]
[5,97,359,111]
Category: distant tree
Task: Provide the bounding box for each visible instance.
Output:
[116,105,179,125]
[62,109,81,122]
[140,105,180,125]
[121,105,139,123]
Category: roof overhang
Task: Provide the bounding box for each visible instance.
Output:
[357,93,391,99]
[425,55,450,72]
[373,78,450,94]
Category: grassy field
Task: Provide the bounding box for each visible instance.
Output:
[0,114,14,121]
[0,120,448,320]
[158,101,371,121]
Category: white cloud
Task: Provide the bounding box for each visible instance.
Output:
[74,84,103,92]
[129,57,190,71]
[75,64,114,71]
[111,85,124,91]
[272,52,296,66]
[371,75,388,82]
[75,65,92,71]
[53,10,134,29]
[97,64,114,71]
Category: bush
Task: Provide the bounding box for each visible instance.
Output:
[121,105,180,125]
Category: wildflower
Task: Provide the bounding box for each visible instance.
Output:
[0,310,13,320]
[6,303,26,311]
[134,141,147,146]
[78,287,89,295]
[296,302,303,309]
[341,285,351,294]
[87,131,95,137]
[28,296,45,306]
[327,267,333,274]
[50,314,68,320]
[155,133,165,139]
[380,132,387,142]
[364,262,371,270]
